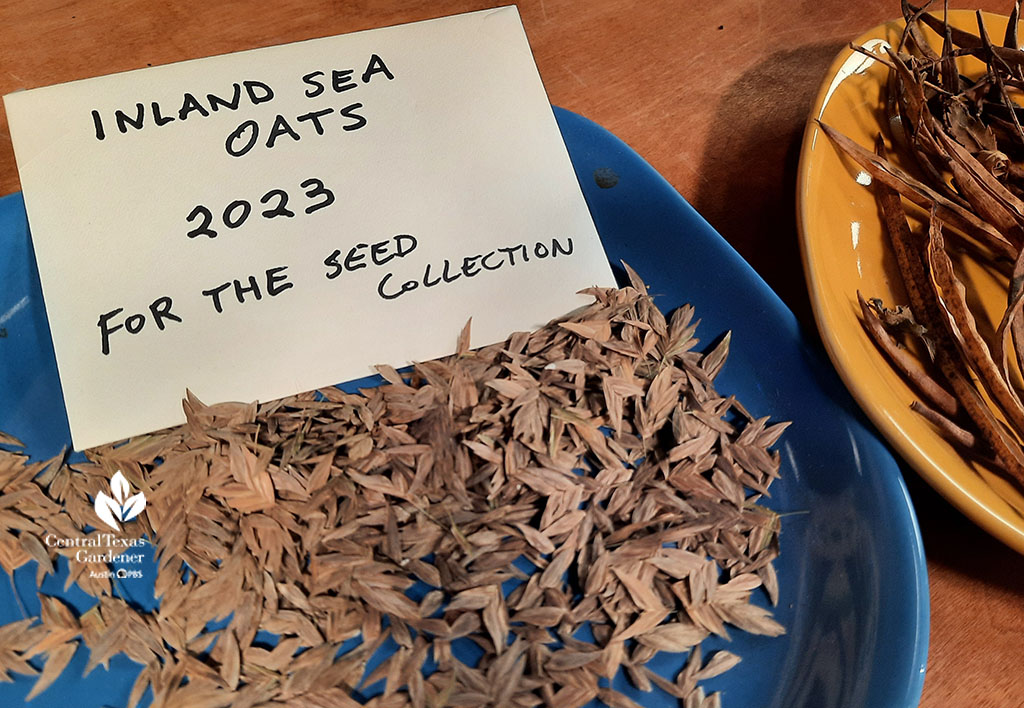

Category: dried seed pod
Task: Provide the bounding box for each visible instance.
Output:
[825,5,1024,491]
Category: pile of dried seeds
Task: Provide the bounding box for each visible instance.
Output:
[0,268,786,707]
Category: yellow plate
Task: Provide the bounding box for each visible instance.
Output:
[797,10,1024,553]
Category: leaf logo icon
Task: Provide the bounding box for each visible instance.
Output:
[93,470,146,531]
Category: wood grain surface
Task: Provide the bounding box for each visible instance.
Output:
[1,1,1023,706]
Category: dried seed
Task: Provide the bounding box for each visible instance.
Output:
[0,273,785,707]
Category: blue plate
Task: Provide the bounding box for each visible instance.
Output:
[0,107,928,707]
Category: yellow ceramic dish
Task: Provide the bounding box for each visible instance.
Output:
[798,10,1024,553]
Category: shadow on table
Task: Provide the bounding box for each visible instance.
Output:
[693,43,843,329]
[905,469,1024,594]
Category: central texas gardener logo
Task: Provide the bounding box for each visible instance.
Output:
[94,470,146,531]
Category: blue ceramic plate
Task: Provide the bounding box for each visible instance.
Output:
[0,108,927,707]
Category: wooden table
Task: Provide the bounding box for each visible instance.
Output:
[1,1,1022,706]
